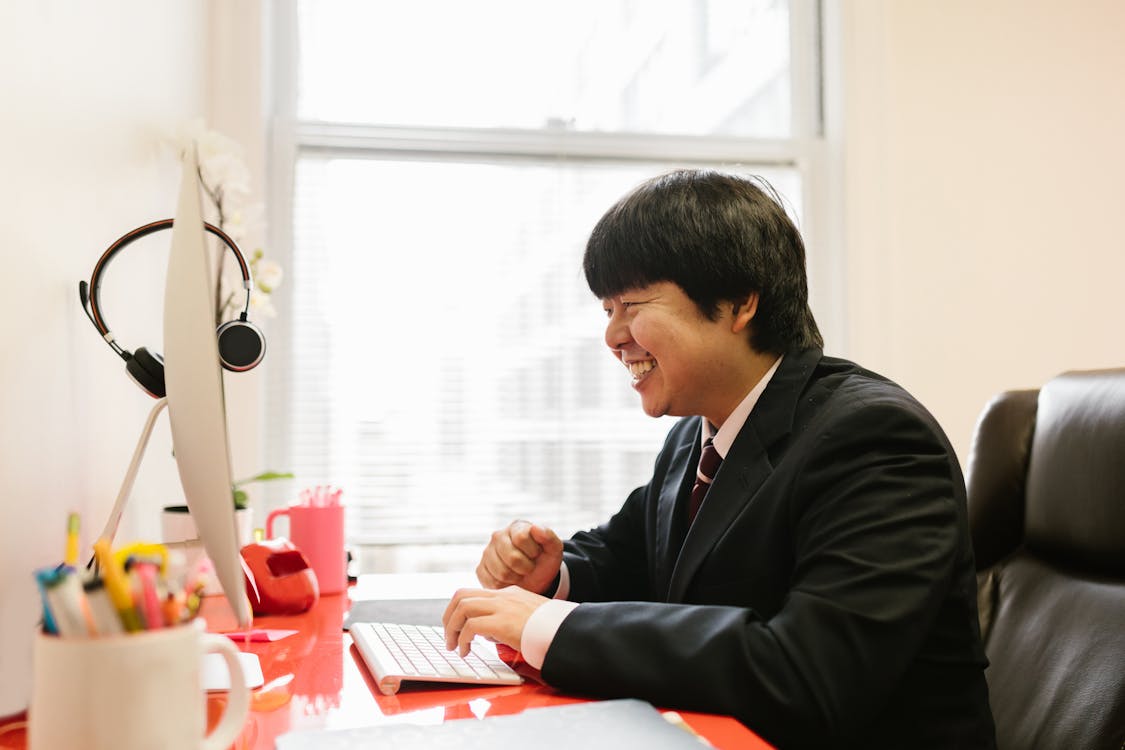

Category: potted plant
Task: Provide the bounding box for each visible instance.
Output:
[232,470,295,513]
[161,470,294,595]
[162,470,294,543]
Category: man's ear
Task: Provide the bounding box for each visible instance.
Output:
[730,293,759,333]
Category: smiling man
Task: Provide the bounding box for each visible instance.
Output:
[443,169,996,749]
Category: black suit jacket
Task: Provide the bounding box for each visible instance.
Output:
[542,349,996,749]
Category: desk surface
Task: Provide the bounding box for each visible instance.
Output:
[0,573,771,749]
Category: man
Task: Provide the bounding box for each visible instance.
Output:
[443,169,996,748]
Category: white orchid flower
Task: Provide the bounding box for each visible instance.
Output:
[249,289,277,318]
[255,260,284,293]
[170,120,286,326]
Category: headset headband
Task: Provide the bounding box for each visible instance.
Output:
[79,218,253,359]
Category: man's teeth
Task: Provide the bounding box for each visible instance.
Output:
[628,360,656,379]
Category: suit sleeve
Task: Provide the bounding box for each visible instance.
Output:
[560,417,695,603]
[541,398,964,746]
[561,484,656,602]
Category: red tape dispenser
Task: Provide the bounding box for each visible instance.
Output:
[241,537,320,615]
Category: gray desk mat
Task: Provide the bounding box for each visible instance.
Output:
[342,598,448,630]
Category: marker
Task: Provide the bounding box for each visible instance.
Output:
[34,566,63,635]
[93,538,142,632]
[43,568,91,638]
[83,578,125,635]
[132,560,164,629]
[115,542,169,577]
[75,576,99,635]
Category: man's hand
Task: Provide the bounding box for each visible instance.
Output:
[442,585,548,657]
[476,520,563,594]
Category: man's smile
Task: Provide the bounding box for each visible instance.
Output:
[627,359,656,385]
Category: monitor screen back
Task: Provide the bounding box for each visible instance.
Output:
[163,147,251,627]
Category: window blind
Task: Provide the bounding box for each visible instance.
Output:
[268,0,819,573]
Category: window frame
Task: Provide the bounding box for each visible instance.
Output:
[262,0,844,557]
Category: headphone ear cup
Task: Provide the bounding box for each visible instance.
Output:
[126,347,166,398]
[216,319,266,372]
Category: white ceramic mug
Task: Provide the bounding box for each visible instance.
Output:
[28,620,249,750]
[161,506,254,596]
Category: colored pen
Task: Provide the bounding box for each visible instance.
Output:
[93,538,142,632]
[64,512,80,567]
[162,590,186,627]
[184,578,205,621]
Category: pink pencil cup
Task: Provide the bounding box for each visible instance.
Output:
[266,503,347,594]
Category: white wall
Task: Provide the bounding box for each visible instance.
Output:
[839,0,1125,461]
[0,1,210,716]
[206,0,270,484]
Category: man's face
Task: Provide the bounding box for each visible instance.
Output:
[601,281,750,426]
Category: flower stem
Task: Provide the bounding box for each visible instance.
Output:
[198,170,230,325]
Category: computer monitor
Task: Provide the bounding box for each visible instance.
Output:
[163,147,252,628]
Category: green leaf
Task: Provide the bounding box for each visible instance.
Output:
[233,470,295,487]
[233,488,249,510]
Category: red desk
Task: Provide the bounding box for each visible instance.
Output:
[0,584,771,749]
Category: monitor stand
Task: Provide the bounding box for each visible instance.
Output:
[90,395,263,694]
[95,397,169,545]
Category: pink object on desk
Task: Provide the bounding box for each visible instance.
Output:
[266,502,346,594]
[221,628,299,643]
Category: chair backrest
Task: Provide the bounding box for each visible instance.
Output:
[966,369,1125,750]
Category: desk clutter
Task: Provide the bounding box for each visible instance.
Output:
[28,515,252,750]
[29,611,251,750]
[35,514,209,637]
[36,484,351,630]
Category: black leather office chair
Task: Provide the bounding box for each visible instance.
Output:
[965,369,1125,750]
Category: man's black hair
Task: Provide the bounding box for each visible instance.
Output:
[583,169,823,354]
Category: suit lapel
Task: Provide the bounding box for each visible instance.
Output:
[655,432,697,599]
[666,349,821,602]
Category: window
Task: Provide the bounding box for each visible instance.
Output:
[267,0,831,573]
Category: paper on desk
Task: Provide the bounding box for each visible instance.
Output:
[202,651,265,691]
[275,698,710,749]
[221,628,299,642]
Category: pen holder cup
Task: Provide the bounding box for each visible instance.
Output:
[28,621,249,750]
[266,503,346,595]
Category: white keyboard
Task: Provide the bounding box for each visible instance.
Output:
[350,622,523,695]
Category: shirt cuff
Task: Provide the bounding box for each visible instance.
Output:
[555,560,571,600]
[520,598,579,670]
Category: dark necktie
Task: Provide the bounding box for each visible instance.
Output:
[688,437,723,523]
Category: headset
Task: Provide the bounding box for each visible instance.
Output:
[78,218,267,398]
